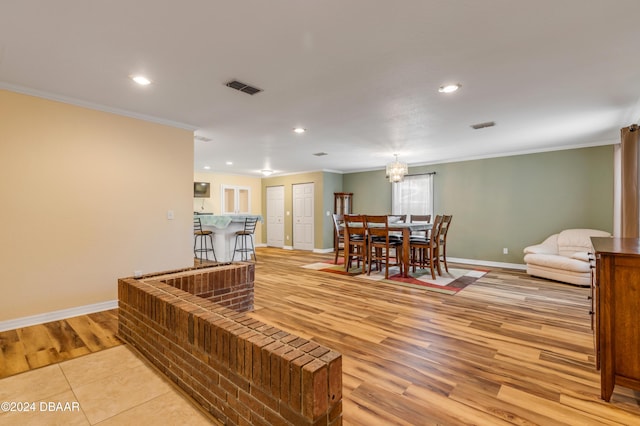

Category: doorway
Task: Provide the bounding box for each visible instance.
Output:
[292,183,314,250]
[266,185,285,248]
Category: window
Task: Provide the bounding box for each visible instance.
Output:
[391,174,434,218]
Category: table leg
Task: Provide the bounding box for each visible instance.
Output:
[402,228,410,277]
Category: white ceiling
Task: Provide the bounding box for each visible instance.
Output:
[2,1,640,176]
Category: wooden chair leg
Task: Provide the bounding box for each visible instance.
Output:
[442,246,449,272]
[428,247,437,280]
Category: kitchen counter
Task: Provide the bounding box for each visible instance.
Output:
[194,215,262,262]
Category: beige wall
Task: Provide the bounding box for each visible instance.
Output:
[0,90,194,321]
[193,172,263,243]
[261,172,326,249]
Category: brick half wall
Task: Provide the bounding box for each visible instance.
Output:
[118,263,342,426]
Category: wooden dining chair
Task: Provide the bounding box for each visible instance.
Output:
[366,215,403,279]
[409,215,442,279]
[387,214,407,241]
[387,214,407,223]
[343,214,368,272]
[438,215,453,272]
[332,213,345,264]
[409,214,432,238]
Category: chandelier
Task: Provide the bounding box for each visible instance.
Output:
[386,154,408,183]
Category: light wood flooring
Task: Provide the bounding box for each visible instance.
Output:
[0,309,121,379]
[248,249,640,425]
[2,248,640,425]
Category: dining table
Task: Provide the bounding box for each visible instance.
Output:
[343,221,432,278]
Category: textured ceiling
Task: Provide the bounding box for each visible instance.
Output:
[1,0,639,176]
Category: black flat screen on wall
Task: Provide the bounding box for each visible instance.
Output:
[194,182,210,198]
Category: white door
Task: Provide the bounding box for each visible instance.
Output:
[293,183,314,250]
[266,185,285,248]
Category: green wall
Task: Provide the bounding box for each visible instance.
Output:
[323,172,344,247]
[343,145,614,264]
[341,170,392,214]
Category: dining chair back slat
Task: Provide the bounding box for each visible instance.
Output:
[410,214,432,238]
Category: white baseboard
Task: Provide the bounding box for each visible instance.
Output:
[0,300,118,332]
[448,257,526,270]
[0,256,525,332]
[314,248,334,254]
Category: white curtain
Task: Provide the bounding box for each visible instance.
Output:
[391,174,434,218]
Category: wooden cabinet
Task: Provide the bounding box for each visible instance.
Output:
[221,185,250,215]
[334,192,353,215]
[592,237,640,401]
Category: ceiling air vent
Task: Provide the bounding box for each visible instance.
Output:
[313,152,328,157]
[225,80,263,95]
[194,135,213,142]
[470,121,496,130]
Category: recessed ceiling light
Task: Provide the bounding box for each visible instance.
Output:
[438,83,460,93]
[293,127,306,134]
[131,75,152,86]
[261,169,273,176]
[226,161,233,165]
[203,166,211,170]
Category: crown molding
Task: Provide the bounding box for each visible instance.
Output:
[0,82,197,131]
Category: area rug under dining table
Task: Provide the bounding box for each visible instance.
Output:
[302,260,488,295]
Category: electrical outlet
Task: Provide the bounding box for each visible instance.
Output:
[503,248,509,254]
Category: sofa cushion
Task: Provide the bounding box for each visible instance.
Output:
[526,264,593,286]
[557,229,611,257]
[524,253,592,273]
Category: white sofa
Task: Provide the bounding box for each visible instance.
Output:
[523,229,611,286]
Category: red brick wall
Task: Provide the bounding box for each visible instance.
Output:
[160,263,255,312]
[118,264,342,426]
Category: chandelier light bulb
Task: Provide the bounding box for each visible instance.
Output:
[386,154,409,183]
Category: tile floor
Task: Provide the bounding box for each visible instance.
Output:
[0,345,217,425]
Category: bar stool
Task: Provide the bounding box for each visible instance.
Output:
[194,217,217,263]
[232,217,258,262]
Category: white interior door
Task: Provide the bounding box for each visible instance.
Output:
[266,185,285,248]
[293,183,314,250]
